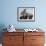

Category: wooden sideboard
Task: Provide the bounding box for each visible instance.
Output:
[2,32,45,46]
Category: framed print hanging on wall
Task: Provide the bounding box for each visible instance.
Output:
[17,7,35,22]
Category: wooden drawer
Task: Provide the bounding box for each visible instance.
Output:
[24,32,44,36]
[24,36,32,46]
[31,44,44,46]
[3,35,23,44]
[24,36,44,45]
[3,32,23,36]
[24,36,32,42]
[3,43,23,46]
[32,36,45,44]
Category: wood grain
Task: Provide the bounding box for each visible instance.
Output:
[2,32,45,46]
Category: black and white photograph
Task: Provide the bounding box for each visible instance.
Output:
[17,7,35,22]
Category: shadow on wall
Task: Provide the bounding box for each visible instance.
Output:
[0,24,7,43]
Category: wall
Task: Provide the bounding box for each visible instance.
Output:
[0,0,46,30]
[0,0,46,44]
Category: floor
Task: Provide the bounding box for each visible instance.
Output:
[0,44,2,46]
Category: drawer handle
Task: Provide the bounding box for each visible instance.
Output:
[32,39,36,40]
[9,38,12,40]
[9,38,13,40]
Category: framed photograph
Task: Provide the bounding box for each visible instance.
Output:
[17,7,35,22]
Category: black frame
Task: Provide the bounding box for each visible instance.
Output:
[17,7,35,22]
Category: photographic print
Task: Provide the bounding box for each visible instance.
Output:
[17,7,35,22]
